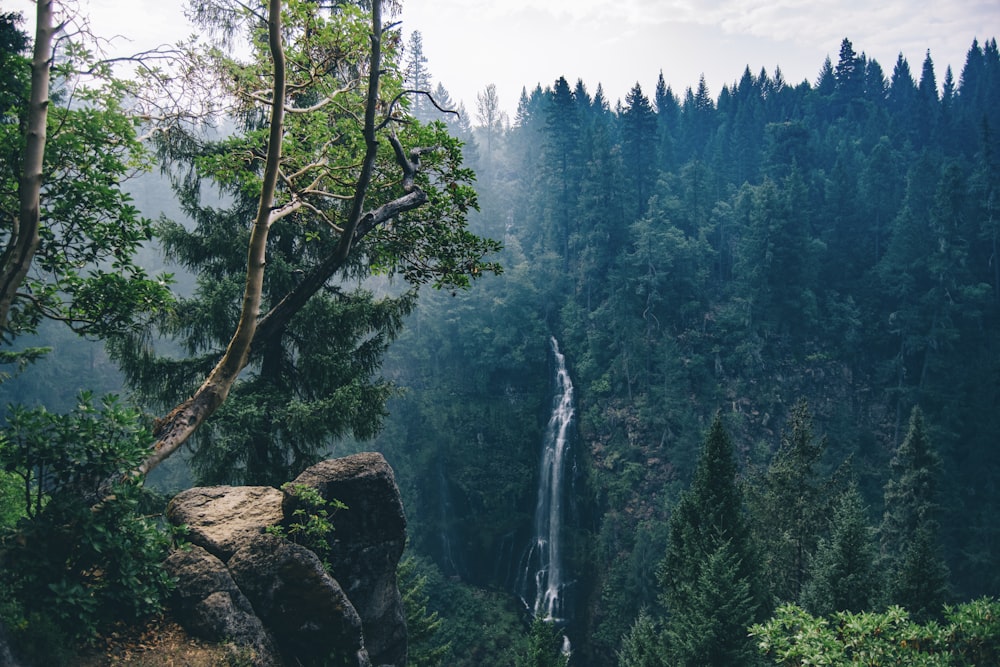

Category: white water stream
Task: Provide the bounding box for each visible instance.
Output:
[520,336,575,622]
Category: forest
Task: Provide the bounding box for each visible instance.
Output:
[1,1,1000,666]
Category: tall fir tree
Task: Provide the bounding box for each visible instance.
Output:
[119,187,417,485]
[879,406,950,620]
[800,483,881,616]
[514,617,569,667]
[621,82,659,220]
[617,608,664,667]
[405,30,434,121]
[747,401,833,606]
[658,413,765,666]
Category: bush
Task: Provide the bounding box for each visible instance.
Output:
[750,598,1000,666]
[0,393,175,661]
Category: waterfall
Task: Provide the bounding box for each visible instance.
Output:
[519,336,575,622]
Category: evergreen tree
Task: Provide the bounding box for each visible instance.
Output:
[681,75,716,159]
[514,618,569,667]
[863,56,889,103]
[654,71,680,172]
[888,53,919,141]
[658,414,764,666]
[880,407,950,619]
[399,555,451,667]
[833,37,864,116]
[747,401,832,605]
[405,30,434,121]
[916,50,940,145]
[621,82,659,219]
[542,76,582,263]
[617,608,664,667]
[112,0,500,482]
[800,483,881,616]
[120,186,417,485]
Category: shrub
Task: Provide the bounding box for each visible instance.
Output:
[0,393,175,661]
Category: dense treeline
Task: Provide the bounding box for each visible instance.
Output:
[3,6,999,661]
[373,36,1000,664]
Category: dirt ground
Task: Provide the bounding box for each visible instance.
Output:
[73,617,241,667]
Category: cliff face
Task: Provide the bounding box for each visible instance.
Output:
[164,452,408,667]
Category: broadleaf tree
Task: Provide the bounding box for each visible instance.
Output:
[109,0,501,477]
[0,4,173,349]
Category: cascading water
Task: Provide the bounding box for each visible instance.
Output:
[519,336,575,623]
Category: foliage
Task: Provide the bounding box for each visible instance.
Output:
[514,618,570,667]
[0,393,174,659]
[0,8,173,344]
[401,551,530,667]
[370,34,1000,665]
[657,414,766,666]
[111,0,501,483]
[800,483,881,616]
[617,608,664,667]
[880,407,950,620]
[747,400,835,605]
[751,598,1000,666]
[398,552,451,667]
[265,482,346,568]
[3,8,1000,665]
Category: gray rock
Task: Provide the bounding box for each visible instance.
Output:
[164,544,279,664]
[229,533,371,667]
[167,485,285,561]
[163,454,408,667]
[289,453,407,667]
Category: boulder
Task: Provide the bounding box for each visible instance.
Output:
[167,485,285,561]
[163,454,407,667]
[164,544,279,664]
[228,533,371,667]
[289,453,408,667]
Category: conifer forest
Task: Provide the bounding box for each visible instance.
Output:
[1,1,1000,665]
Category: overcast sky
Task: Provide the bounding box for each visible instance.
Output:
[6,0,999,118]
[403,0,999,118]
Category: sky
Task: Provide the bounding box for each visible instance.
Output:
[5,0,999,118]
[402,0,999,118]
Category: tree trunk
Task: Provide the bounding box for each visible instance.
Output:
[0,0,54,331]
[140,0,287,475]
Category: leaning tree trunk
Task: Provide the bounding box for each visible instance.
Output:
[139,0,287,475]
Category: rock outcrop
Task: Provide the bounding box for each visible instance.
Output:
[169,485,285,560]
[164,452,407,667]
[288,453,408,667]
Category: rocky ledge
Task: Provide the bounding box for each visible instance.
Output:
[164,452,408,667]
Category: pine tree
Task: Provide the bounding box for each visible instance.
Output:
[617,608,664,667]
[658,413,764,666]
[621,82,658,219]
[833,37,864,115]
[543,76,581,263]
[514,618,569,667]
[119,184,417,485]
[916,50,939,145]
[880,407,950,620]
[747,401,832,605]
[398,555,451,667]
[405,30,433,121]
[800,483,881,616]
